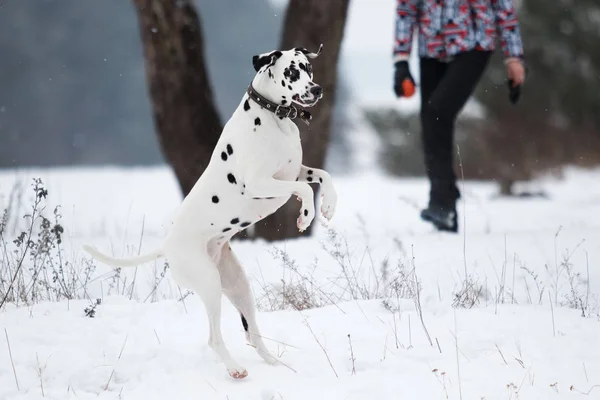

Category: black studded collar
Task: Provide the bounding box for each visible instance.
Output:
[246,83,312,125]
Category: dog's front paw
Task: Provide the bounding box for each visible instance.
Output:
[320,187,337,221]
[297,205,315,232]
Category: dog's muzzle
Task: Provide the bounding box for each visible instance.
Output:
[310,85,323,98]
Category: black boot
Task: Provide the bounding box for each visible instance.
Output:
[420,203,458,233]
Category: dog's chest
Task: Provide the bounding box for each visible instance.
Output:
[265,130,300,181]
[273,142,302,181]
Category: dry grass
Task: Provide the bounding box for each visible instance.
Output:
[0,179,97,309]
[0,178,176,313]
[256,227,422,313]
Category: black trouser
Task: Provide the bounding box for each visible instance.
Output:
[419,50,492,208]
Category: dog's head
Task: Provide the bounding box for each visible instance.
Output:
[251,45,323,108]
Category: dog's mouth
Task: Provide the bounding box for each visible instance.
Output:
[292,93,321,107]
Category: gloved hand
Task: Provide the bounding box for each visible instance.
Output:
[506,58,526,105]
[507,79,521,104]
[393,61,416,98]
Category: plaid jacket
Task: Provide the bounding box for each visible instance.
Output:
[393,0,524,62]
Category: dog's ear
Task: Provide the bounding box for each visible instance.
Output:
[252,54,270,72]
[252,50,283,72]
[295,44,323,59]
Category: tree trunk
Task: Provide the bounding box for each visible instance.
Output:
[132,0,222,196]
[253,0,350,241]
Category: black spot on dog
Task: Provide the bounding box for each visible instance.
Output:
[254,117,261,126]
[243,99,250,111]
[212,195,219,203]
[288,85,292,90]
[282,99,287,105]
[282,95,286,99]
[240,221,252,228]
[281,80,285,87]
[307,177,313,182]
[241,314,249,331]
[221,152,228,161]
[252,50,282,72]
[269,51,283,65]
[227,144,233,155]
[227,173,237,184]
[223,227,231,233]
[304,209,308,217]
[284,64,300,83]
[268,69,273,79]
[307,170,313,175]
[299,61,313,76]
[319,177,323,183]
[231,218,240,225]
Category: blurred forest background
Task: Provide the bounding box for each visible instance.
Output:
[0,0,353,174]
[0,0,598,197]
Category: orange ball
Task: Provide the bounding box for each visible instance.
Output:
[402,79,415,97]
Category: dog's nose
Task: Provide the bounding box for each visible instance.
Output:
[310,85,323,97]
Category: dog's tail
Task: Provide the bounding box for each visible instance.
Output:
[82,245,164,268]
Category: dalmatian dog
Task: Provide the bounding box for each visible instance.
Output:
[83,45,337,379]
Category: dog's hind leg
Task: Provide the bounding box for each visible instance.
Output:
[171,248,248,379]
[218,244,277,365]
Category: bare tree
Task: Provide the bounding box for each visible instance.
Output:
[253,0,351,240]
[132,0,222,195]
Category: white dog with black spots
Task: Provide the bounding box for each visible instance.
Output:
[83,45,337,379]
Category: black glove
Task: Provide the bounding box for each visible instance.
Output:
[507,60,528,105]
[507,80,521,104]
[393,61,416,98]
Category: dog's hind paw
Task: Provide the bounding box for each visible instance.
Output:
[228,367,248,380]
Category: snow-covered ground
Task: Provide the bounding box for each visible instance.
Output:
[1,165,599,400]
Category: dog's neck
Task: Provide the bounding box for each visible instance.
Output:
[247,80,312,125]
[246,84,312,125]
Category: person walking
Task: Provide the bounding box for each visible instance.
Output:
[393,0,526,232]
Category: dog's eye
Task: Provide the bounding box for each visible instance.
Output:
[284,66,300,83]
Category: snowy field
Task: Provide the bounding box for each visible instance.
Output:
[1,165,599,400]
[0,1,597,398]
